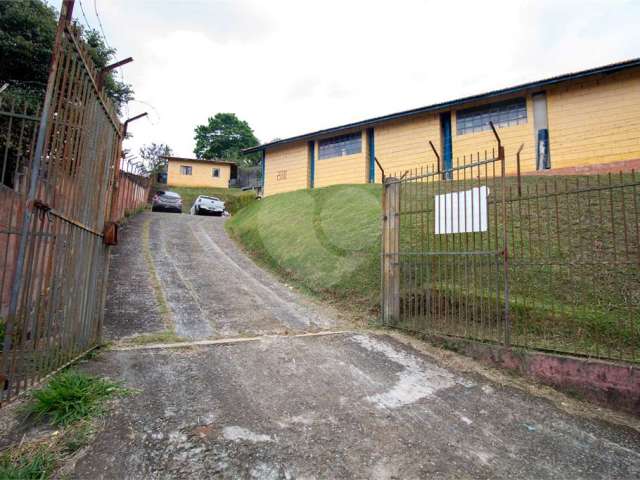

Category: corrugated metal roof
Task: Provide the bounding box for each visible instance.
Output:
[162,156,237,166]
[244,58,640,153]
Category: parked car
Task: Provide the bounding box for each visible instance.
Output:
[151,191,182,213]
[190,195,226,216]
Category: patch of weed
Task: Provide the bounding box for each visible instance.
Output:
[142,219,172,325]
[61,420,94,454]
[80,346,105,361]
[0,444,56,479]
[23,370,128,426]
[125,330,187,345]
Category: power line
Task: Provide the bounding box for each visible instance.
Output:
[77,0,93,30]
[91,0,133,117]
[129,99,160,125]
[93,0,112,50]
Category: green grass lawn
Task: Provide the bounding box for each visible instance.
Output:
[226,184,382,321]
[227,178,640,361]
[163,186,257,214]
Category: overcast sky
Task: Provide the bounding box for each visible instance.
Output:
[67,0,640,159]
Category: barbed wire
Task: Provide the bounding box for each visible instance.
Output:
[77,0,93,31]
[93,0,111,50]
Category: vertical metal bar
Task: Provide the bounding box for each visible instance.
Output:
[516,143,524,198]
[499,142,510,346]
[1,98,15,185]
[2,0,74,372]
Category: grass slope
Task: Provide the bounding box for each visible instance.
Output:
[228,180,639,359]
[164,186,256,214]
[226,184,382,319]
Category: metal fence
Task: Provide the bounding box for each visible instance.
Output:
[0,1,125,404]
[381,127,640,363]
[111,170,151,221]
[231,165,262,189]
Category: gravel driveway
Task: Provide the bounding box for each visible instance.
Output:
[105,212,346,341]
[13,211,640,479]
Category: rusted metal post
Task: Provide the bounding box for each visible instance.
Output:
[382,177,401,325]
[490,122,511,346]
[516,143,524,197]
[96,57,133,91]
[429,140,441,174]
[374,156,385,183]
[110,112,148,222]
[2,0,75,361]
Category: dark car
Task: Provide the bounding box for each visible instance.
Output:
[151,191,182,213]
[190,195,225,216]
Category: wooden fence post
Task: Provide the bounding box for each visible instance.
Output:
[382,177,400,325]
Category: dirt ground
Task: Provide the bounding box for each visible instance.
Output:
[4,212,640,479]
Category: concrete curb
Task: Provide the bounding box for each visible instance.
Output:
[413,332,640,416]
[112,330,355,351]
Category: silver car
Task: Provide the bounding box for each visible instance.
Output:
[190,195,225,216]
[151,191,182,213]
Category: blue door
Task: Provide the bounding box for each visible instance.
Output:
[308,141,315,188]
[440,112,453,180]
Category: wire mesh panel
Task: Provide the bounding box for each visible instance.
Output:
[0,3,122,404]
[506,172,640,362]
[381,133,640,363]
[382,145,509,346]
[1,95,42,320]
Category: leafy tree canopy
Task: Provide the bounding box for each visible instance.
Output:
[83,29,134,109]
[0,0,133,111]
[193,113,260,166]
[140,143,172,174]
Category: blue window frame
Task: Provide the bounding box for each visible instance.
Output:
[367,128,375,183]
[456,98,527,135]
[318,132,362,160]
[441,113,453,180]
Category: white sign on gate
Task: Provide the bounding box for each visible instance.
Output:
[434,186,489,234]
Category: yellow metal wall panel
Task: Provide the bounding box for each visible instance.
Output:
[167,161,231,188]
[314,131,368,188]
[264,143,309,196]
[546,71,640,168]
[375,114,441,180]
[260,68,640,195]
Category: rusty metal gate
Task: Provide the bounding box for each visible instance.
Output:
[381,125,640,363]
[0,1,123,404]
[381,126,510,346]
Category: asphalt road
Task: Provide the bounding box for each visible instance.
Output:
[15,212,640,478]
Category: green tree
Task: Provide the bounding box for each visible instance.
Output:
[140,142,172,176]
[0,0,133,110]
[193,113,260,166]
[83,29,134,109]
[0,0,56,95]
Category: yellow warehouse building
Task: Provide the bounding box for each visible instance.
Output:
[164,157,236,188]
[245,59,640,196]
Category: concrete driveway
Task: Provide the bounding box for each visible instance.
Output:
[46,213,640,477]
[105,212,345,341]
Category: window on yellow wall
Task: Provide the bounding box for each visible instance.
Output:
[318,132,361,159]
[456,98,527,135]
[180,165,192,175]
[212,168,220,177]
